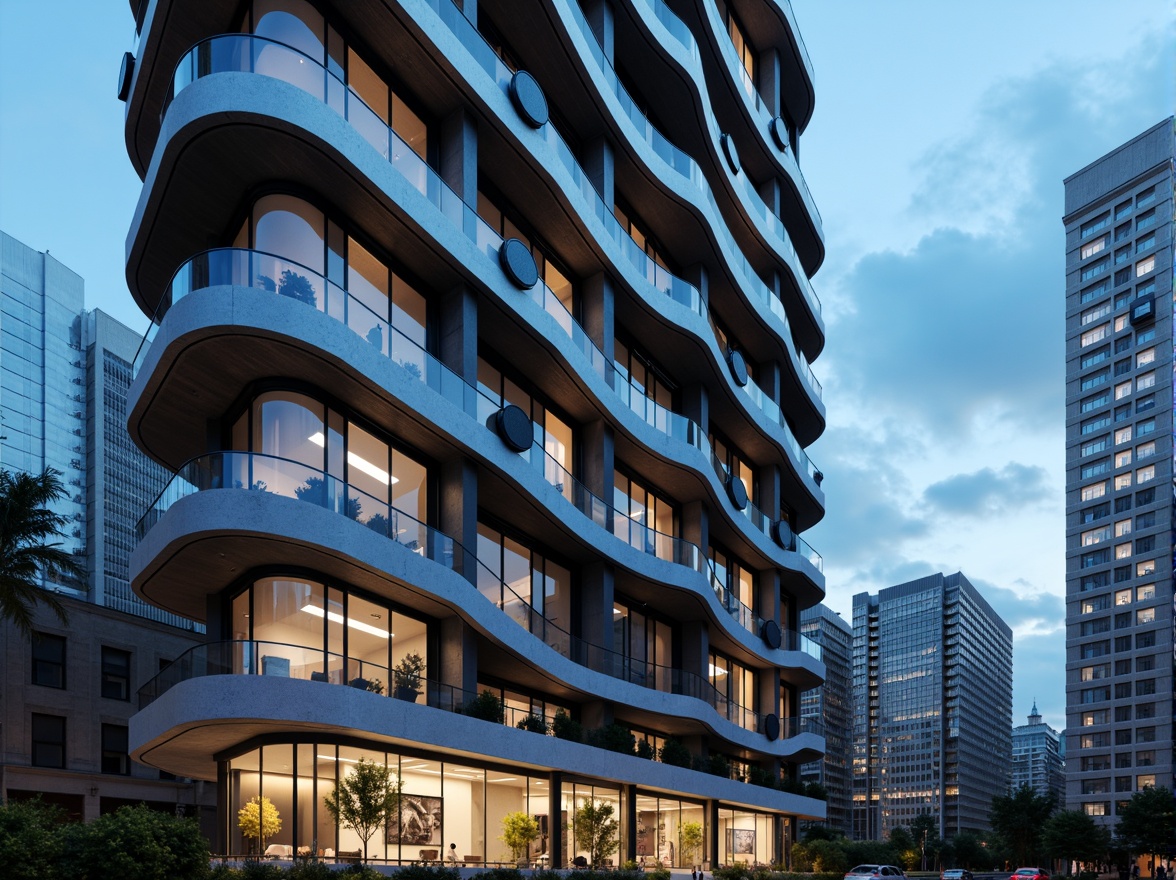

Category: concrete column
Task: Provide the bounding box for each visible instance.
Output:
[440,286,478,385]
[580,561,615,652]
[684,263,709,308]
[583,0,615,63]
[757,48,781,117]
[680,618,709,688]
[441,107,478,210]
[756,568,781,632]
[624,784,638,862]
[581,418,614,524]
[759,359,782,409]
[439,615,478,697]
[760,463,782,524]
[439,457,478,582]
[757,175,782,221]
[681,501,709,561]
[583,139,615,211]
[581,701,613,732]
[582,272,615,363]
[759,665,781,732]
[680,385,709,449]
[548,772,563,867]
[705,799,719,869]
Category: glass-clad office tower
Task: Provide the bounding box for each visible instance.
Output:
[120,0,830,862]
[1063,118,1174,826]
[0,231,88,591]
[851,572,1012,841]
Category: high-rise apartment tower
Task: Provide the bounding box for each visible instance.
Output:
[121,0,830,863]
[800,603,852,836]
[1063,118,1175,824]
[851,572,1012,840]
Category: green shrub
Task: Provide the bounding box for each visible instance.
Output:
[517,714,550,734]
[552,710,583,742]
[287,860,342,880]
[644,867,672,880]
[747,766,777,789]
[658,738,692,768]
[465,690,505,723]
[635,739,655,760]
[712,865,752,880]
[706,754,731,777]
[236,863,285,880]
[588,723,635,755]
[477,869,524,880]
[0,798,66,880]
[394,866,459,880]
[59,804,210,880]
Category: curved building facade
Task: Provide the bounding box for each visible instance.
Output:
[121,0,828,863]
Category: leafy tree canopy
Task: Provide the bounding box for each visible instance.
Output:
[1116,786,1176,857]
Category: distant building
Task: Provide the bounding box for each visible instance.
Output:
[852,572,1012,840]
[1062,118,1174,825]
[0,231,88,592]
[1,231,195,628]
[0,593,214,832]
[1011,702,1064,805]
[0,232,208,822]
[800,604,853,836]
[82,309,190,628]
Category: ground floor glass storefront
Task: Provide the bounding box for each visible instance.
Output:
[223,739,786,866]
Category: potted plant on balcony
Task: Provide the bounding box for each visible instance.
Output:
[392,652,424,702]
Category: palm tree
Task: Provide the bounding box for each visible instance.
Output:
[0,467,85,638]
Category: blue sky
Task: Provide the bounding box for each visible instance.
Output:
[1,2,1174,731]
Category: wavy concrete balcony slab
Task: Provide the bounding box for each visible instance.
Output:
[126,72,826,536]
[130,488,819,757]
[130,287,826,647]
[131,674,826,816]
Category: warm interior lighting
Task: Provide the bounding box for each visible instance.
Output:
[308,432,398,484]
[301,603,389,638]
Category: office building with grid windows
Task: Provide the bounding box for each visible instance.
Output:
[120,0,831,863]
[851,572,1012,841]
[799,603,852,836]
[1063,118,1174,826]
[1010,702,1064,805]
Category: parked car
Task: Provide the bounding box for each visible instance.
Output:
[942,870,974,880]
[1013,868,1050,880]
[845,866,906,880]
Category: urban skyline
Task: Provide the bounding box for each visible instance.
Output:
[2,1,1172,732]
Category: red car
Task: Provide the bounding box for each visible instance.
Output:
[1013,869,1050,880]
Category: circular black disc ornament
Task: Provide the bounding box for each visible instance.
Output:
[494,405,533,453]
[510,71,549,128]
[499,238,539,289]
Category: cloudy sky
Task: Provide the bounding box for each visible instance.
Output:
[795,2,1173,730]
[1,2,1174,730]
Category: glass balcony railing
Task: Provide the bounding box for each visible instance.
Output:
[133,247,824,584]
[135,464,780,734]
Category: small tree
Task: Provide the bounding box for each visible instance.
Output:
[323,758,403,863]
[679,820,705,867]
[574,799,619,866]
[990,784,1055,867]
[238,795,282,855]
[1116,786,1176,861]
[0,797,66,879]
[1044,810,1111,873]
[500,811,540,863]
